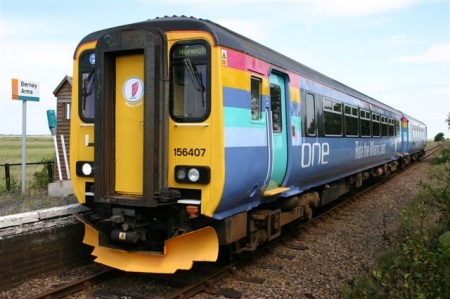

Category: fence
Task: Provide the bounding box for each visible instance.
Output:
[0,161,54,193]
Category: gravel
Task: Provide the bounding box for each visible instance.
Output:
[1,158,432,299]
[196,158,432,299]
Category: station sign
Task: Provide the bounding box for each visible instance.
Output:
[12,78,40,101]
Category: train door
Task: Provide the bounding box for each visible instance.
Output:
[401,117,409,153]
[94,29,168,207]
[266,72,288,190]
[115,54,144,194]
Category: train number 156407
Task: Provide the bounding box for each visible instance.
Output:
[173,148,206,157]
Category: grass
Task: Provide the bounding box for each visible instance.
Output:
[0,135,55,194]
[0,135,55,163]
[0,135,80,216]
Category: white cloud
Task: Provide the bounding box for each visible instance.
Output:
[398,43,450,63]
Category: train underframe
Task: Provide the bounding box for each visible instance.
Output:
[78,151,424,271]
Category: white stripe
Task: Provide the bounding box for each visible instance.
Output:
[225,127,268,147]
[177,199,201,205]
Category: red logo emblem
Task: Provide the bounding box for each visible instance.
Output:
[131,82,139,98]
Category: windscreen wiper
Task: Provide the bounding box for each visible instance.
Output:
[83,67,95,96]
[183,58,204,92]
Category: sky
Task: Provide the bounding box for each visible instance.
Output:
[0,0,449,139]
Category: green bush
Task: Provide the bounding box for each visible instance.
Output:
[421,163,450,221]
[436,148,450,164]
[30,158,53,189]
[341,153,450,298]
[342,200,450,299]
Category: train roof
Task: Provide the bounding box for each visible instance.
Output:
[76,16,402,115]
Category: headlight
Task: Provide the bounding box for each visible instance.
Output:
[82,163,93,176]
[174,166,210,184]
[188,168,200,182]
[76,161,94,177]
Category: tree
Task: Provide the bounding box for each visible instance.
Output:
[447,113,450,130]
[435,132,445,142]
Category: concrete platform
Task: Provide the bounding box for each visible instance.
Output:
[0,203,89,229]
[48,180,74,197]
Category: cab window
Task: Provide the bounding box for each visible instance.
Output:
[170,42,210,122]
[79,51,96,122]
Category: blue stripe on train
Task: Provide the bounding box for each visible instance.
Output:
[213,146,269,219]
[223,87,249,109]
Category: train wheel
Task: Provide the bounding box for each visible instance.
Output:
[299,192,320,220]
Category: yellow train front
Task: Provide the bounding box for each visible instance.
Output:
[70,17,232,273]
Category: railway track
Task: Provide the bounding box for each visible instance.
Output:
[27,269,120,299]
[27,144,443,299]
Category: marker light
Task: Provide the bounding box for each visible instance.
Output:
[176,168,187,181]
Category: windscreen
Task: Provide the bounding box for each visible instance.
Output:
[79,51,96,121]
[170,43,210,122]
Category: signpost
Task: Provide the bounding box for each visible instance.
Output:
[11,78,40,193]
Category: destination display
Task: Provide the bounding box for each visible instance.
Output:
[172,44,207,58]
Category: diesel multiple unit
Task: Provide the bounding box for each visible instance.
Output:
[70,16,427,273]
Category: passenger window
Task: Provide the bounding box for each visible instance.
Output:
[270,84,282,133]
[372,113,380,137]
[323,98,342,136]
[305,93,316,136]
[344,105,358,137]
[388,118,395,136]
[251,77,262,121]
[360,110,371,137]
[381,116,388,137]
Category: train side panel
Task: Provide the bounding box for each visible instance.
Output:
[404,114,427,155]
[215,49,271,218]
[287,77,403,193]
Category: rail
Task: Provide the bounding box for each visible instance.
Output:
[27,269,120,299]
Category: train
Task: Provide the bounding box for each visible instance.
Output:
[70,16,427,273]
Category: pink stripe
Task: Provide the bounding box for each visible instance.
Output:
[224,48,301,86]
